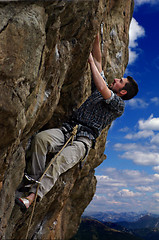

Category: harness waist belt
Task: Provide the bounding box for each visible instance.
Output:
[62,122,98,139]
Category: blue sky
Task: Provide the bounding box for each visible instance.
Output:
[86,0,159,214]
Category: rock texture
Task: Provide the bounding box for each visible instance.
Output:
[0,0,134,239]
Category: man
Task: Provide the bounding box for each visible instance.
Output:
[16,33,138,210]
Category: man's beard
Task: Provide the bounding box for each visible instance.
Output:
[108,85,117,93]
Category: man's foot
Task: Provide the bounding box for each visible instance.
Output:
[15,193,35,212]
[15,197,31,212]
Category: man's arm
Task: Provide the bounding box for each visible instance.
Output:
[92,32,102,73]
[88,53,111,100]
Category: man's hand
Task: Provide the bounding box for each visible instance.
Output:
[92,32,102,73]
[88,52,94,64]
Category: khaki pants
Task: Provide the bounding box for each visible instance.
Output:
[30,128,92,199]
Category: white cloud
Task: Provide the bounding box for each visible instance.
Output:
[93,195,107,202]
[97,168,153,187]
[122,169,140,177]
[153,174,159,180]
[129,48,138,64]
[114,142,155,152]
[96,175,126,188]
[153,166,159,172]
[153,193,159,198]
[151,133,159,144]
[135,186,153,192]
[117,189,141,197]
[128,1,159,66]
[139,114,159,130]
[116,143,138,150]
[125,130,154,140]
[114,121,159,166]
[128,18,145,64]
[150,97,159,106]
[129,18,145,48]
[119,127,129,132]
[126,98,149,109]
[126,98,159,109]
[121,151,159,166]
[86,167,159,213]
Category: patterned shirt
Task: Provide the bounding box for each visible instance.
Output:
[63,72,125,141]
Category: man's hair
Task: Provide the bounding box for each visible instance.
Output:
[121,76,139,100]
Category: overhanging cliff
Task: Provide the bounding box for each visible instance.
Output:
[0,1,134,239]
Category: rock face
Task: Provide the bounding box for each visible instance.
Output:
[0,0,134,239]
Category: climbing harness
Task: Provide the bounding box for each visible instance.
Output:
[24,173,41,184]
[25,125,82,239]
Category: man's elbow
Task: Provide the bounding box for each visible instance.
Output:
[93,59,102,73]
[99,87,112,99]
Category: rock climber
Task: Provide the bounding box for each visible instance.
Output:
[15,32,139,211]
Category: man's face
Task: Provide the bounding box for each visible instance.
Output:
[109,78,128,94]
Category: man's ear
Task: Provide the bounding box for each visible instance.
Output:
[119,89,127,96]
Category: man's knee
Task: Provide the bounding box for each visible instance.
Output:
[33,131,49,149]
[72,141,87,158]
[76,137,92,150]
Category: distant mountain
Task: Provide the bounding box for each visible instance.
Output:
[131,228,159,240]
[105,215,159,240]
[118,215,159,229]
[70,218,143,240]
[83,211,152,223]
[75,213,159,240]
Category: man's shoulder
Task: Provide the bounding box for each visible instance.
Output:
[105,92,125,114]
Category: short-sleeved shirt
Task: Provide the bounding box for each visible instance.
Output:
[64,72,125,140]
